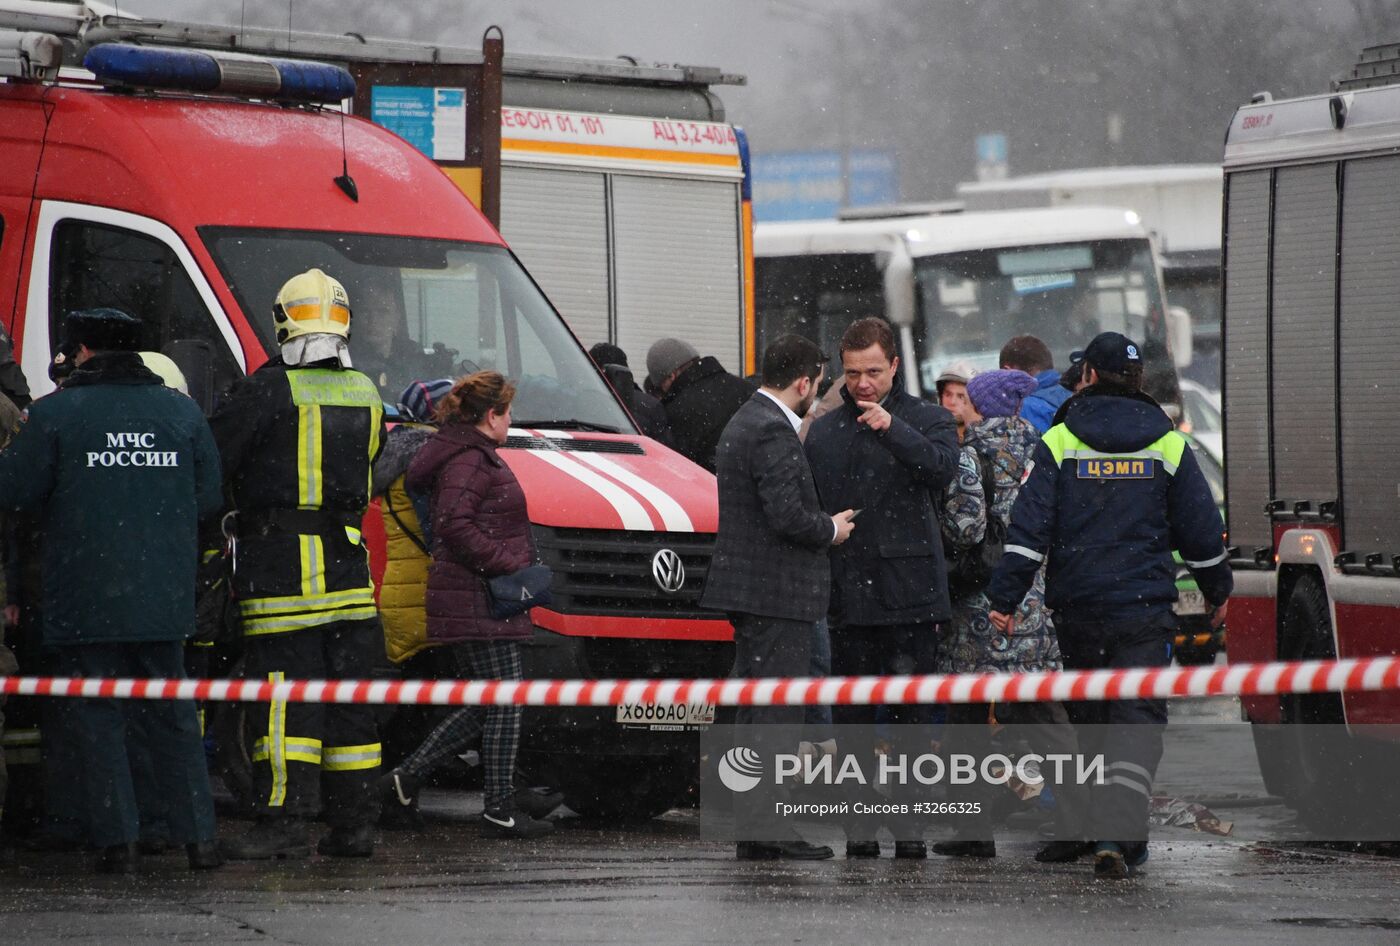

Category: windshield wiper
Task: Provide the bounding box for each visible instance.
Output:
[514,419,620,434]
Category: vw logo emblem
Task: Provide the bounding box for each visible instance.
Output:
[651,548,686,594]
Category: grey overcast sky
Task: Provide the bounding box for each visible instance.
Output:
[131,0,857,124]
[121,1,1392,199]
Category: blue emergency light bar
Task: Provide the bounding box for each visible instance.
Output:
[83,44,354,104]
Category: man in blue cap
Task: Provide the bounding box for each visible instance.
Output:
[0,308,224,873]
[985,331,1232,880]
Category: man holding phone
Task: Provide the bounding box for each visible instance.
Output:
[804,317,960,859]
[702,334,855,861]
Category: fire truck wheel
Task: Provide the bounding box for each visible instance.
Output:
[1248,723,1297,801]
[1277,574,1356,830]
[543,753,695,821]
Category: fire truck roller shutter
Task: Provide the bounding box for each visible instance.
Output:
[499,166,610,349]
[1339,156,1400,556]
[1223,169,1272,550]
[1269,164,1339,517]
[611,176,742,375]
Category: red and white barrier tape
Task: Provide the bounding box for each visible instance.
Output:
[1,656,1399,706]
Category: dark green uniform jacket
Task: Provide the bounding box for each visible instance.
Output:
[0,353,222,644]
[210,357,385,636]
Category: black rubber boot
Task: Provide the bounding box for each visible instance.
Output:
[377,770,424,831]
[317,824,376,858]
[186,841,224,870]
[220,818,310,860]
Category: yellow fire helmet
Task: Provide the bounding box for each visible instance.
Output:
[273,268,351,344]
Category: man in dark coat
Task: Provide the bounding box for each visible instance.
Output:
[588,342,673,446]
[701,334,855,861]
[647,338,755,472]
[0,309,223,874]
[804,317,960,858]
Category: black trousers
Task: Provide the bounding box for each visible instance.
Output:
[830,622,939,841]
[730,612,814,842]
[1056,613,1176,848]
[51,642,216,848]
[730,613,812,729]
[829,622,939,726]
[243,617,382,827]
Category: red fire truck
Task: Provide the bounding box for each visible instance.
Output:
[0,9,732,819]
[1223,46,1400,821]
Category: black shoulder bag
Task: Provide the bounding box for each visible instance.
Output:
[486,564,554,619]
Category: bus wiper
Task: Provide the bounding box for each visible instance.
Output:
[514,419,620,433]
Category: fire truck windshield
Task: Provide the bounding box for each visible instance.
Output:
[913,238,1166,382]
[202,228,634,432]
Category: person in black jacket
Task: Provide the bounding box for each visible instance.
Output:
[987,331,1232,880]
[588,343,673,447]
[804,317,960,859]
[701,334,855,861]
[646,338,755,472]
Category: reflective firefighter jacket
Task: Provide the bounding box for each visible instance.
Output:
[210,358,386,635]
[986,387,1232,623]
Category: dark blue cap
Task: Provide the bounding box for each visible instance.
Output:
[1082,331,1142,375]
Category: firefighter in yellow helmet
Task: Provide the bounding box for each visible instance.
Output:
[211,269,387,860]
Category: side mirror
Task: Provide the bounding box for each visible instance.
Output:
[164,339,216,414]
[1166,305,1194,370]
[883,238,922,397]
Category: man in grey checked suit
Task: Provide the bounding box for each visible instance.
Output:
[702,333,856,860]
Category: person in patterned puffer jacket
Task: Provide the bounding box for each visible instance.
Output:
[933,369,1089,865]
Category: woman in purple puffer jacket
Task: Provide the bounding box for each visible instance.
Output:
[380,371,554,839]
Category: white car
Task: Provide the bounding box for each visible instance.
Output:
[1178,379,1222,467]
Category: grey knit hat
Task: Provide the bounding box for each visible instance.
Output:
[646,337,699,387]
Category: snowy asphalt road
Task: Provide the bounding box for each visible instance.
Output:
[3,698,1397,945]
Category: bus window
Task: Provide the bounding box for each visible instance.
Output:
[914,238,1165,378]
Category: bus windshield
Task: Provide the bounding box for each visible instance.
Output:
[202,228,633,433]
[913,238,1165,390]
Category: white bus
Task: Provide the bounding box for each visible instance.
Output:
[755,205,1188,405]
[957,165,1223,388]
